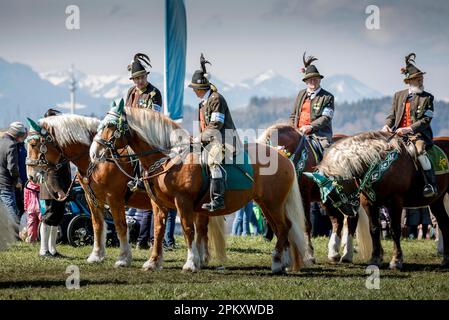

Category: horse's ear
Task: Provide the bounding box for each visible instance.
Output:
[27,118,42,133]
[117,98,125,114]
[110,100,117,108]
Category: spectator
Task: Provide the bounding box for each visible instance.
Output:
[136,209,177,250]
[310,202,331,237]
[15,140,28,219]
[405,207,432,239]
[232,201,259,236]
[38,108,72,258]
[23,180,40,242]
[0,122,28,220]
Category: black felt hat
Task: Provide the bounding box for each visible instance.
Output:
[128,53,151,80]
[401,53,425,82]
[301,52,324,82]
[188,53,211,90]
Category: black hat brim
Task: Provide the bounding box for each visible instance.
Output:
[302,73,324,82]
[130,70,150,80]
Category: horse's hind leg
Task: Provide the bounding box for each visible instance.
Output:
[194,214,210,268]
[109,201,132,268]
[86,198,106,263]
[303,200,315,264]
[258,202,291,274]
[143,203,167,271]
[430,195,449,268]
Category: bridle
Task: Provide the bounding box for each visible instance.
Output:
[25,128,74,172]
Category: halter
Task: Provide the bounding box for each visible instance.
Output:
[25,128,72,172]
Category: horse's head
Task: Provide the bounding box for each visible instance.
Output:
[25,118,65,184]
[304,171,360,217]
[90,99,130,163]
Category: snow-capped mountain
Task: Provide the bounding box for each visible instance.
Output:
[0,57,385,128]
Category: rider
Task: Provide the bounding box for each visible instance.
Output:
[290,52,335,150]
[382,53,437,198]
[125,53,163,191]
[189,54,241,212]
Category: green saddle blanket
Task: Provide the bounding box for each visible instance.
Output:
[202,150,254,190]
[428,145,449,175]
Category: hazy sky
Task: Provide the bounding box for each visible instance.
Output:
[1,0,449,98]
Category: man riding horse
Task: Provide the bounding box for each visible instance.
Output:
[189,54,241,212]
[290,52,335,150]
[381,53,437,198]
[125,53,163,192]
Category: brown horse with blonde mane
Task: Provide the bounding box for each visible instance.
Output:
[25,113,226,269]
[90,101,309,273]
[307,131,449,269]
[259,124,372,263]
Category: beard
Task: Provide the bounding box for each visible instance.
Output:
[409,84,424,94]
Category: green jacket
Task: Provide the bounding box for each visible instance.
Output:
[199,87,241,153]
[385,89,434,146]
[289,88,335,143]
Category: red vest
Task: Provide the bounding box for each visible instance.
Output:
[297,97,311,128]
[400,100,412,128]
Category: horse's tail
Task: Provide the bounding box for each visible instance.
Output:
[208,216,227,264]
[285,166,309,271]
[356,205,373,261]
[444,193,449,219]
[0,202,17,251]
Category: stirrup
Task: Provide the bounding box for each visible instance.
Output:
[127,179,146,193]
[423,184,437,198]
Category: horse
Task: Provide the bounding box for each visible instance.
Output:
[307,131,449,269]
[259,124,372,263]
[25,114,227,269]
[90,101,309,273]
[0,202,17,251]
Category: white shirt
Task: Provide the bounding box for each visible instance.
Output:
[306,87,322,100]
[200,89,211,106]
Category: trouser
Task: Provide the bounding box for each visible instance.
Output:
[137,209,177,246]
[41,199,65,226]
[0,187,19,220]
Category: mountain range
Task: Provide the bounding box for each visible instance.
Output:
[0,57,385,128]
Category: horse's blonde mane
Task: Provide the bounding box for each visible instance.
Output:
[257,123,294,144]
[318,131,408,179]
[39,114,99,147]
[125,107,189,150]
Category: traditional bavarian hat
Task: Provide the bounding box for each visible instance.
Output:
[401,53,426,82]
[128,53,151,80]
[301,52,324,82]
[188,53,212,90]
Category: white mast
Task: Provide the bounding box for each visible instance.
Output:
[69,64,77,114]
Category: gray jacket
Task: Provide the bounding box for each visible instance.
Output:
[290,88,335,144]
[0,133,20,188]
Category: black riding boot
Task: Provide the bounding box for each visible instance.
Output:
[422,169,437,198]
[127,178,146,193]
[202,178,225,212]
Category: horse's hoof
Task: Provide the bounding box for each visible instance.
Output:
[114,259,131,268]
[439,261,449,269]
[306,257,316,265]
[182,261,199,273]
[389,260,403,270]
[143,260,161,271]
[328,255,341,263]
[87,254,105,264]
[369,257,383,267]
[340,257,353,264]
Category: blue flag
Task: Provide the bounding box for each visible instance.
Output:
[164,0,187,121]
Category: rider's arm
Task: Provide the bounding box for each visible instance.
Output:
[385,92,398,129]
[289,93,301,126]
[410,94,434,134]
[201,93,225,143]
[310,95,334,133]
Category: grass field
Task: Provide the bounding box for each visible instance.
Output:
[0,236,448,300]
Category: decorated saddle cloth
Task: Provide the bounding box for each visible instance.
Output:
[201,148,254,191]
[427,145,449,175]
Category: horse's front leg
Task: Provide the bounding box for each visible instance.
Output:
[327,211,343,262]
[85,195,106,264]
[176,196,201,272]
[109,201,132,268]
[340,215,358,263]
[143,202,167,271]
[388,201,404,270]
